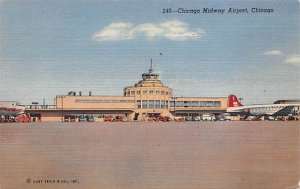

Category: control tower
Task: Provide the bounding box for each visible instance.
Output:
[123,59,173,119]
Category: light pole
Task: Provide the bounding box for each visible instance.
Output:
[61,96,65,122]
[172,97,177,121]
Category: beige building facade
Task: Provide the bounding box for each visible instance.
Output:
[26,64,228,122]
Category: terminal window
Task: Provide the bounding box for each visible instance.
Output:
[192,101,199,107]
[170,101,175,107]
[155,100,160,108]
[207,101,213,107]
[176,101,184,107]
[142,100,148,108]
[137,100,141,108]
[200,101,206,107]
[149,100,154,108]
[214,101,221,107]
[183,101,191,107]
[161,100,165,108]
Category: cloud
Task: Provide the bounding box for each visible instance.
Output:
[92,22,136,41]
[285,54,300,66]
[263,50,284,56]
[92,20,203,42]
[262,50,300,66]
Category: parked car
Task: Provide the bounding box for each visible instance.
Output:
[86,115,94,122]
[201,114,216,121]
[216,113,231,121]
[151,115,170,122]
[78,115,86,122]
[113,116,125,122]
[104,116,113,122]
[185,116,201,121]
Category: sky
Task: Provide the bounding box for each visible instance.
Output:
[0,0,299,105]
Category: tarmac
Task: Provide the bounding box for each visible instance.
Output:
[0,121,299,189]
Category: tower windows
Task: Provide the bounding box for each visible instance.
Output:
[155,100,161,108]
[149,100,154,108]
[137,100,141,108]
[142,100,148,108]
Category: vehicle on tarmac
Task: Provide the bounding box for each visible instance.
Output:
[15,113,31,123]
[113,116,125,122]
[104,115,113,122]
[64,114,76,122]
[216,113,232,121]
[152,115,170,122]
[201,114,216,121]
[185,116,201,121]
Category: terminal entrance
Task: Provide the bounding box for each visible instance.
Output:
[30,114,41,122]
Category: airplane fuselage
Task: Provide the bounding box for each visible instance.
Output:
[227,104,300,116]
[0,101,26,117]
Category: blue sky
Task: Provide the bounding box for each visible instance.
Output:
[0,0,299,105]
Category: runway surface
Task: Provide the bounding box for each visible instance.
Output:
[1,121,299,189]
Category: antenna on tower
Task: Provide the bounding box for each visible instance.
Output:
[149,58,153,73]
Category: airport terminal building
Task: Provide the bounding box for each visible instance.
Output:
[25,65,228,122]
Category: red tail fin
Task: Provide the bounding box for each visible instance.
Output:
[228,95,243,107]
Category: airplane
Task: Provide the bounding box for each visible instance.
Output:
[0,101,26,121]
[226,95,300,119]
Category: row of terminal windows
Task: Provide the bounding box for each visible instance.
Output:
[136,100,222,109]
[125,90,172,96]
[170,101,221,108]
[75,100,135,103]
[74,99,221,107]
[137,100,169,109]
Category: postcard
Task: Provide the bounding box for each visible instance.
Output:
[0,0,299,189]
